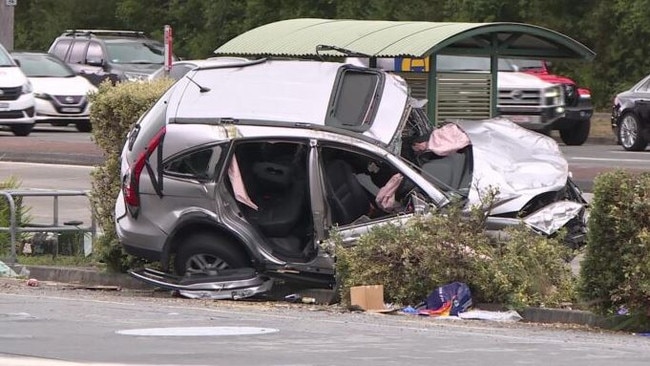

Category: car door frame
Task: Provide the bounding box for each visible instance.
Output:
[311,138,450,248]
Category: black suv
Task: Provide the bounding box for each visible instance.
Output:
[48,29,174,86]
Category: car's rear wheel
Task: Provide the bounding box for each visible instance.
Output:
[75,121,92,132]
[11,124,34,136]
[559,119,591,146]
[174,232,249,276]
[619,113,648,151]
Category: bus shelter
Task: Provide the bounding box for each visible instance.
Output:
[214,18,595,123]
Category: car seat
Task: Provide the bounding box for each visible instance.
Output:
[248,161,305,238]
[324,159,372,225]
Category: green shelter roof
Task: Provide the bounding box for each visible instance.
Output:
[214,18,595,61]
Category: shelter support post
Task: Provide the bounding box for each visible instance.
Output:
[427,54,437,125]
[489,34,499,118]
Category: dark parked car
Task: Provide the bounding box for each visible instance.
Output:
[612,74,650,151]
[48,29,176,86]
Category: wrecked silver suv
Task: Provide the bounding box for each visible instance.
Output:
[115,59,587,298]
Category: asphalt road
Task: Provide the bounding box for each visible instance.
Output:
[1,285,650,366]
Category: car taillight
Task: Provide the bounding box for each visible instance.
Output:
[123,126,166,216]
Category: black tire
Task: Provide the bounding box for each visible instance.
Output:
[618,113,648,151]
[75,121,92,132]
[559,119,591,146]
[173,232,249,276]
[11,124,34,136]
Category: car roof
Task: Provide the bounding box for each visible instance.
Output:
[166,59,409,147]
[148,57,250,80]
[11,51,50,56]
[175,57,249,67]
[11,51,65,62]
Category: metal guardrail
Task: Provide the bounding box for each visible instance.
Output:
[0,189,97,265]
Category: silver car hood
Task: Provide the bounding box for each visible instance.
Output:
[453,118,570,215]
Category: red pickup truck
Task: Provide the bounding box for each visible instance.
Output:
[510,59,593,145]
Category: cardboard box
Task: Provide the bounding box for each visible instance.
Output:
[350,285,386,312]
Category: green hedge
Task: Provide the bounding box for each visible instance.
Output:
[579,170,650,316]
[335,204,576,309]
[88,79,174,271]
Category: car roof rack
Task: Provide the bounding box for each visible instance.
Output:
[61,29,147,38]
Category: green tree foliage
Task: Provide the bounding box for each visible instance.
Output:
[14,0,650,108]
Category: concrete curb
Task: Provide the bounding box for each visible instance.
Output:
[10,264,616,329]
[16,265,151,290]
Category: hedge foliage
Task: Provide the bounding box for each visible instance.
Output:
[88,79,174,271]
[579,170,650,316]
[0,177,28,257]
[335,203,576,310]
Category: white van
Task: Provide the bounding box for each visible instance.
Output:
[0,43,35,136]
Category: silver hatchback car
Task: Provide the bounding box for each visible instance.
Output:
[115,59,587,297]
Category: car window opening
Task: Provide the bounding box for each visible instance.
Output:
[226,141,313,260]
[327,68,382,131]
[320,147,417,227]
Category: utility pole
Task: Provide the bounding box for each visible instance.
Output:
[0,0,16,51]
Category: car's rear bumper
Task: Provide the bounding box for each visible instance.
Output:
[115,193,166,262]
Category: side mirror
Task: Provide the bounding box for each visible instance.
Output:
[86,58,104,67]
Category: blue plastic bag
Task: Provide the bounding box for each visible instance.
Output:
[425,282,473,316]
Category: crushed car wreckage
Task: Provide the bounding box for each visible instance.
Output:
[115,58,588,299]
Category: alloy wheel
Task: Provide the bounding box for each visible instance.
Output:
[184,253,230,276]
[620,115,639,149]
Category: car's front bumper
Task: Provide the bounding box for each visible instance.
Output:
[34,97,90,123]
[498,105,565,131]
[0,94,36,126]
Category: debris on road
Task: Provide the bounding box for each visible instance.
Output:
[26,278,39,287]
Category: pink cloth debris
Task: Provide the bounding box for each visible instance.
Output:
[375,173,404,211]
[418,123,471,156]
[228,155,258,210]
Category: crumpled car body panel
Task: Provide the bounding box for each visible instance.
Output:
[452,117,571,215]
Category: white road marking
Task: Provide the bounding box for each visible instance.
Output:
[570,157,648,163]
[116,326,279,336]
[0,356,196,366]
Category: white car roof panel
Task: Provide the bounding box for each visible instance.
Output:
[167,59,408,146]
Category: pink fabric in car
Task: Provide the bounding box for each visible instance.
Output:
[420,123,471,156]
[228,155,258,211]
[375,173,404,211]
